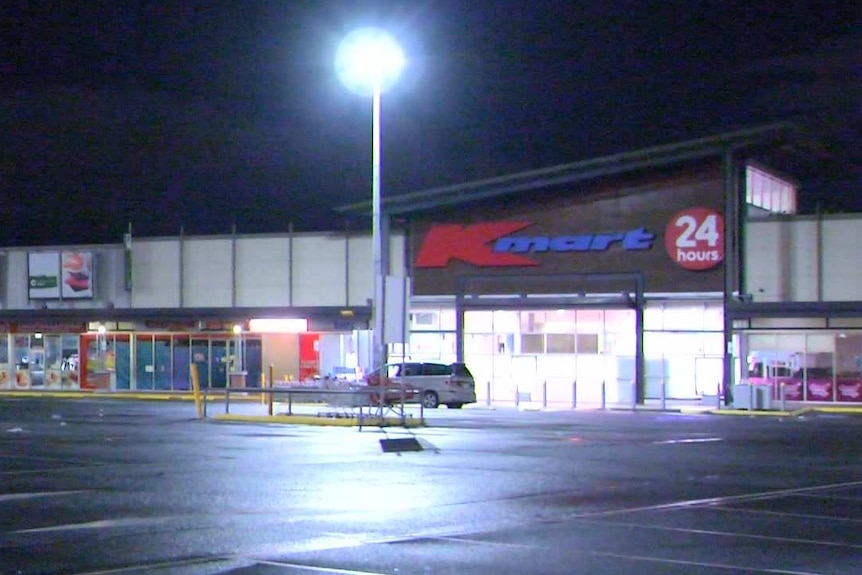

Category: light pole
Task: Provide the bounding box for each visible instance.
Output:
[336,28,405,376]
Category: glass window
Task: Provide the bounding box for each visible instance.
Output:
[544,310,575,333]
[576,334,599,354]
[576,310,603,334]
[465,311,493,333]
[465,334,494,355]
[493,310,520,333]
[45,335,62,370]
[410,310,439,331]
[547,334,575,354]
[661,304,702,331]
[521,334,544,354]
[703,303,724,331]
[520,311,547,333]
[835,333,862,377]
[440,309,457,331]
[644,306,664,331]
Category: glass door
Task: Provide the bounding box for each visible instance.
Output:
[153,335,172,390]
[135,335,154,390]
[210,339,228,388]
[114,335,132,390]
[191,338,211,389]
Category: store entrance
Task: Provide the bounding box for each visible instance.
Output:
[463,308,637,407]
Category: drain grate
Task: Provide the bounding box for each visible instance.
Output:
[379,437,424,453]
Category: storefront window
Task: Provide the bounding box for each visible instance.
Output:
[44,335,63,387]
[493,310,520,333]
[410,310,439,331]
[465,311,493,332]
[835,333,862,402]
[440,309,457,331]
[520,334,544,354]
[547,334,575,354]
[520,311,547,333]
[543,310,575,333]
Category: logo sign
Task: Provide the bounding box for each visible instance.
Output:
[415,222,655,268]
[664,208,724,270]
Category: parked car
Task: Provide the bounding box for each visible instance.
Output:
[365,362,477,409]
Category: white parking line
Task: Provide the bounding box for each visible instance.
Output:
[0,490,88,503]
[574,479,862,518]
[709,506,862,524]
[570,517,862,549]
[653,437,724,444]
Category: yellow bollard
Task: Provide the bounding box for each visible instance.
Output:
[190,364,204,419]
[260,372,267,405]
[268,364,276,416]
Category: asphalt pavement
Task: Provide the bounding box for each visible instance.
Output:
[0,397,860,574]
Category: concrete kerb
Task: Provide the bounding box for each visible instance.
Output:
[680,406,862,417]
[0,390,263,402]
[212,413,426,428]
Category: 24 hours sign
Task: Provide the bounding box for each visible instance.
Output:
[664,208,724,270]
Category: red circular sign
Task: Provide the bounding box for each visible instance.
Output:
[664,208,724,270]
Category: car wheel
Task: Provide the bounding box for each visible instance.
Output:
[445,403,463,409]
[422,390,439,409]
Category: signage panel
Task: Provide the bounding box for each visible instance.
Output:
[409,167,725,296]
[61,251,95,299]
[28,252,61,299]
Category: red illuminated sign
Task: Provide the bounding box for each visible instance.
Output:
[664,208,724,270]
[415,222,539,268]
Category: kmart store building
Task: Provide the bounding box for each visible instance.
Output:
[1,126,860,405]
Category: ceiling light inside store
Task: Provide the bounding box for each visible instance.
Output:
[248,318,308,334]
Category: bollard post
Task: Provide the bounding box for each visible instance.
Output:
[780,382,787,412]
[260,372,266,405]
[288,392,293,416]
[203,385,208,418]
[515,385,520,407]
[716,382,722,409]
[486,380,491,407]
[631,379,637,411]
[749,382,754,411]
[572,380,577,410]
[225,389,230,414]
[190,363,204,420]
[268,364,275,417]
[601,380,607,410]
[660,378,666,411]
[542,381,548,409]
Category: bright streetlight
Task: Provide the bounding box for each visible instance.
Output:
[335,28,405,374]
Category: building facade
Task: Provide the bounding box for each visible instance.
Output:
[2,126,860,405]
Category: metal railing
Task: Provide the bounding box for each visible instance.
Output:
[213,384,424,428]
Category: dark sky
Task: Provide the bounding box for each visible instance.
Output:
[1,1,859,246]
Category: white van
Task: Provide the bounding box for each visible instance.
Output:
[365,362,477,409]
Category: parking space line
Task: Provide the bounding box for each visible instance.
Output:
[573,479,862,519]
[0,490,89,503]
[569,517,862,549]
[709,506,862,524]
[557,549,827,575]
[793,493,862,503]
[425,536,828,575]
[68,556,236,575]
[251,559,392,574]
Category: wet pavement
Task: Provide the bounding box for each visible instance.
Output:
[0,397,860,574]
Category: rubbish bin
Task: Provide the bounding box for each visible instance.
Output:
[733,383,773,410]
[753,384,772,410]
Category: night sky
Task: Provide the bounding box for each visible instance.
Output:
[1,1,859,247]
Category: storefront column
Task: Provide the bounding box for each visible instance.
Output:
[722,148,743,406]
[455,304,465,363]
[635,296,645,404]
